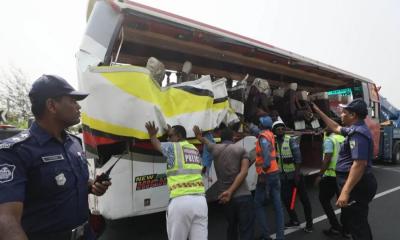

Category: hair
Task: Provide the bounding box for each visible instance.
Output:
[356,112,367,120]
[220,127,234,142]
[172,125,187,139]
[30,96,63,119]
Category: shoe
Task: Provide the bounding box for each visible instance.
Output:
[342,232,352,239]
[285,220,300,228]
[322,227,341,236]
[303,226,314,233]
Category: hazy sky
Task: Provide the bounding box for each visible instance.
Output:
[1,0,399,107]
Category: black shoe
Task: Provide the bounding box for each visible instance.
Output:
[285,220,300,228]
[259,237,273,240]
[303,226,314,233]
[342,232,352,239]
[322,227,341,236]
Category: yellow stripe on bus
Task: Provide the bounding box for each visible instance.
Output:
[82,113,152,139]
[99,71,214,117]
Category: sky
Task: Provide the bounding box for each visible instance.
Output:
[1,0,399,107]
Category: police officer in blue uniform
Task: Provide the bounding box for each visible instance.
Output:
[0,75,111,240]
[313,98,378,240]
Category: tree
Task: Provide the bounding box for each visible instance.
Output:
[0,66,32,127]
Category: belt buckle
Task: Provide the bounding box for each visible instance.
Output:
[71,222,86,240]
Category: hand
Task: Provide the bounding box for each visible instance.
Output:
[294,173,301,186]
[90,179,112,196]
[314,175,322,187]
[336,191,350,208]
[193,125,203,140]
[218,190,232,204]
[311,102,321,113]
[145,121,159,137]
[163,124,172,135]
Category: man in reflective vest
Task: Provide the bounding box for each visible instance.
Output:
[315,127,349,237]
[272,120,314,233]
[254,116,285,240]
[145,121,207,240]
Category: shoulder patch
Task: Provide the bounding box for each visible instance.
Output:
[0,130,30,150]
[349,140,356,149]
[0,164,16,183]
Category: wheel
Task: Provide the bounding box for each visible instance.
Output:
[392,141,400,164]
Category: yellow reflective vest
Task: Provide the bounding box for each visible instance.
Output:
[323,133,345,177]
[276,135,296,173]
[166,140,205,198]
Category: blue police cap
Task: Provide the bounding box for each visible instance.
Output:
[259,116,273,128]
[340,98,368,117]
[29,75,88,101]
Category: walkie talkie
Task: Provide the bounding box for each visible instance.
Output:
[94,156,122,184]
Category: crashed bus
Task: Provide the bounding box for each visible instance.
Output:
[77,0,381,222]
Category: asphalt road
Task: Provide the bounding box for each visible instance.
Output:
[99,162,400,240]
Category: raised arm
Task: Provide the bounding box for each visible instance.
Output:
[193,125,212,147]
[311,102,342,134]
[0,202,27,240]
[145,121,162,153]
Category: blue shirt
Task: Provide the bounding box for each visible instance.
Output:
[0,122,89,234]
[323,137,334,154]
[160,142,175,169]
[201,132,215,168]
[336,121,373,173]
[259,137,271,168]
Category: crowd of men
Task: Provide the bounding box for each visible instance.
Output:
[0,74,376,240]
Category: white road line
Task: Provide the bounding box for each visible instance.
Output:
[270,184,400,238]
[373,165,400,173]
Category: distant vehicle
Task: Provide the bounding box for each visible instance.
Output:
[378,96,400,163]
[0,125,22,141]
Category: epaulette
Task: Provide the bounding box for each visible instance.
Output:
[68,133,83,146]
[0,130,31,150]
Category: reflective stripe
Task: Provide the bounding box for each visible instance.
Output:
[324,134,345,177]
[174,143,184,169]
[169,181,204,190]
[166,169,202,176]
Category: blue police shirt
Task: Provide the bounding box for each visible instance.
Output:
[336,121,373,173]
[0,122,89,234]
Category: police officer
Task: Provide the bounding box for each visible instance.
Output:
[0,75,111,240]
[145,121,207,240]
[312,98,378,240]
[272,120,314,233]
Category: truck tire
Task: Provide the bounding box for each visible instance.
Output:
[392,141,400,164]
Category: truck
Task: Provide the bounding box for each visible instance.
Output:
[77,0,383,235]
[379,96,400,163]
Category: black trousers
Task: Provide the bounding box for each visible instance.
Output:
[337,172,377,240]
[319,176,342,230]
[222,195,255,240]
[281,174,313,227]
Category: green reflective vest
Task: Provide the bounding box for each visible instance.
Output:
[166,140,205,198]
[323,133,345,177]
[276,135,296,173]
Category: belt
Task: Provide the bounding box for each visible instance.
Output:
[27,221,88,240]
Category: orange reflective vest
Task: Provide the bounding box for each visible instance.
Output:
[255,130,279,174]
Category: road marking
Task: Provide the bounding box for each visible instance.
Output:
[270,184,400,238]
[373,165,400,173]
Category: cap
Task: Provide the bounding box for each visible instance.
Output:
[272,120,286,129]
[29,75,88,101]
[259,116,273,128]
[339,98,368,117]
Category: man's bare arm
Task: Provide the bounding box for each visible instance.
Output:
[0,202,27,240]
[145,121,162,153]
[336,160,367,207]
[218,158,250,204]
